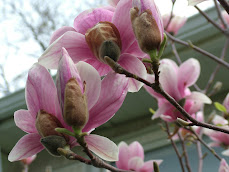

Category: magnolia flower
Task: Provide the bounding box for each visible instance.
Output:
[130,0,164,52]
[188,0,207,6]
[204,115,229,149]
[9,49,128,162]
[144,58,211,122]
[218,159,229,172]
[162,14,187,35]
[38,0,147,92]
[116,141,162,172]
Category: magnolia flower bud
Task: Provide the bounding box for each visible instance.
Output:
[85,21,122,62]
[41,135,68,156]
[130,7,162,53]
[36,110,69,142]
[64,78,88,129]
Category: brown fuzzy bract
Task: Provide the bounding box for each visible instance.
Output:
[36,110,69,142]
[130,8,162,53]
[64,78,88,129]
[85,21,122,62]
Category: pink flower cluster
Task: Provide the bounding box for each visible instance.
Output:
[144,58,211,122]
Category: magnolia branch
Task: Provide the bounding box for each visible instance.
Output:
[164,122,185,172]
[218,0,229,15]
[165,31,229,69]
[178,133,192,172]
[105,57,229,135]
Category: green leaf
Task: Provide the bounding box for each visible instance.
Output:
[214,102,227,113]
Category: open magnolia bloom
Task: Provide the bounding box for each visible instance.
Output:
[204,115,229,151]
[116,141,162,172]
[188,0,207,6]
[144,58,212,122]
[9,48,128,162]
[38,0,147,92]
[162,14,187,35]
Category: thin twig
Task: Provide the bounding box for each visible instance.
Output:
[196,141,203,172]
[217,0,229,15]
[165,122,185,172]
[104,56,229,135]
[165,3,175,30]
[189,129,222,161]
[194,5,227,35]
[171,42,202,92]
[214,0,228,29]
[204,38,229,93]
[58,147,131,172]
[178,133,192,172]
[166,31,229,69]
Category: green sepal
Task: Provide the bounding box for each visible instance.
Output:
[158,33,167,59]
[55,128,75,137]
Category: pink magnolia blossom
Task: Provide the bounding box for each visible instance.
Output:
[188,0,207,5]
[144,58,211,122]
[9,49,128,162]
[218,159,229,172]
[38,0,147,92]
[162,14,187,35]
[20,155,36,165]
[204,115,229,148]
[220,11,229,28]
[116,141,162,172]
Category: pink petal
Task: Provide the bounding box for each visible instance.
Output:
[129,141,144,160]
[76,61,101,110]
[8,133,43,162]
[116,142,129,170]
[178,58,200,97]
[14,110,37,133]
[125,40,146,58]
[159,63,181,100]
[223,93,229,113]
[84,58,112,76]
[119,53,147,92]
[218,159,229,172]
[85,134,118,161]
[139,160,163,172]
[222,150,229,156]
[56,48,83,112]
[74,8,113,35]
[38,31,94,69]
[112,0,136,52]
[128,157,144,171]
[83,72,128,132]
[26,63,60,118]
[49,26,76,45]
[108,0,120,7]
[212,115,228,125]
[186,91,212,114]
[153,102,174,121]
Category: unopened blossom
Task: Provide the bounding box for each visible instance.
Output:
[130,0,164,52]
[188,0,208,6]
[218,159,229,172]
[144,58,211,122]
[162,14,187,35]
[116,141,162,172]
[38,0,147,92]
[9,49,128,162]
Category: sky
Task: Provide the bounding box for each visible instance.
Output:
[0,0,214,97]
